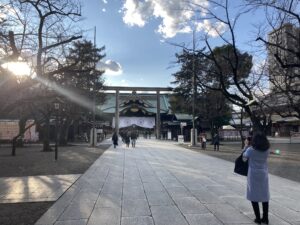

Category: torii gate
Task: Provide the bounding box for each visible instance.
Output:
[102,86,173,139]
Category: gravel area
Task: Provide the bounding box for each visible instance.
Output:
[0,143,110,225]
[182,142,300,183]
[0,202,53,225]
[0,144,110,177]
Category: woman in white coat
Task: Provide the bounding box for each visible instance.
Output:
[243,133,270,224]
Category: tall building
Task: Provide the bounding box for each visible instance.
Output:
[268,23,300,91]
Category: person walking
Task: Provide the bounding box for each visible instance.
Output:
[124,132,130,148]
[213,133,220,151]
[201,135,207,150]
[243,133,270,224]
[112,131,118,148]
[130,130,137,148]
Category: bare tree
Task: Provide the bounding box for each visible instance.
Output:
[0,0,82,151]
[182,0,271,133]
[246,0,300,120]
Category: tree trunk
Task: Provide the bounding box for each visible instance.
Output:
[17,117,27,147]
[43,116,52,151]
[239,109,245,150]
[59,119,71,146]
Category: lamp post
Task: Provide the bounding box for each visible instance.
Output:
[191,29,196,146]
[91,26,97,147]
[54,101,60,160]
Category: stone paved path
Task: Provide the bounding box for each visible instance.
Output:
[35,139,300,225]
[0,174,80,203]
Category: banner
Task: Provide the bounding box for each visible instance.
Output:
[112,117,155,128]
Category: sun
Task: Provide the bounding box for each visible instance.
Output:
[1,61,33,77]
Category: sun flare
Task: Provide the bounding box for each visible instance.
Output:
[1,61,32,77]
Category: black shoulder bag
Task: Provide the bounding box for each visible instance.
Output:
[234,151,248,176]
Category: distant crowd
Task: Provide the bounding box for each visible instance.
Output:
[112,130,139,148]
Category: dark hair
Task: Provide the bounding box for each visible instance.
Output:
[252,133,270,152]
[245,136,252,145]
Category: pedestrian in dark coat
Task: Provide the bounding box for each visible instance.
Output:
[213,133,220,151]
[243,133,270,224]
[112,132,118,148]
[130,131,137,148]
[124,133,130,148]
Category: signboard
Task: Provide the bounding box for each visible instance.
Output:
[180,122,187,127]
[167,131,172,140]
[0,120,38,141]
[113,117,155,128]
[178,135,184,143]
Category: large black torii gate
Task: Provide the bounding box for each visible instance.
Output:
[102,86,173,139]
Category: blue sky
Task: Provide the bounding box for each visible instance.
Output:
[81,0,265,88]
[82,0,178,88]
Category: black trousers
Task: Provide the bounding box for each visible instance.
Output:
[251,201,269,220]
[214,143,219,150]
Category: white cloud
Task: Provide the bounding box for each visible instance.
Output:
[121,0,218,38]
[97,59,123,76]
[102,0,108,4]
[0,4,13,19]
[122,0,152,27]
[102,8,106,12]
[196,19,226,38]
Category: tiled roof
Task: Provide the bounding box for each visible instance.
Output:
[98,93,171,114]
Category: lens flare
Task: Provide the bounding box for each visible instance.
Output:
[1,61,32,77]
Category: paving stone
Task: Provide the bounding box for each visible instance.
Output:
[34,140,300,225]
[140,176,160,183]
[270,201,300,222]
[59,201,95,220]
[166,187,192,198]
[184,213,223,225]
[105,177,123,184]
[151,205,189,225]
[123,186,146,199]
[35,186,80,225]
[55,219,88,225]
[121,216,154,225]
[95,192,122,208]
[162,181,184,188]
[244,212,292,225]
[183,181,207,190]
[191,188,223,203]
[143,182,165,193]
[71,191,99,204]
[205,203,253,224]
[146,191,174,206]
[173,197,209,214]
[101,183,123,195]
[272,196,300,212]
[88,207,121,225]
[122,198,151,217]
[35,207,66,225]
[221,196,253,213]
[205,185,236,197]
